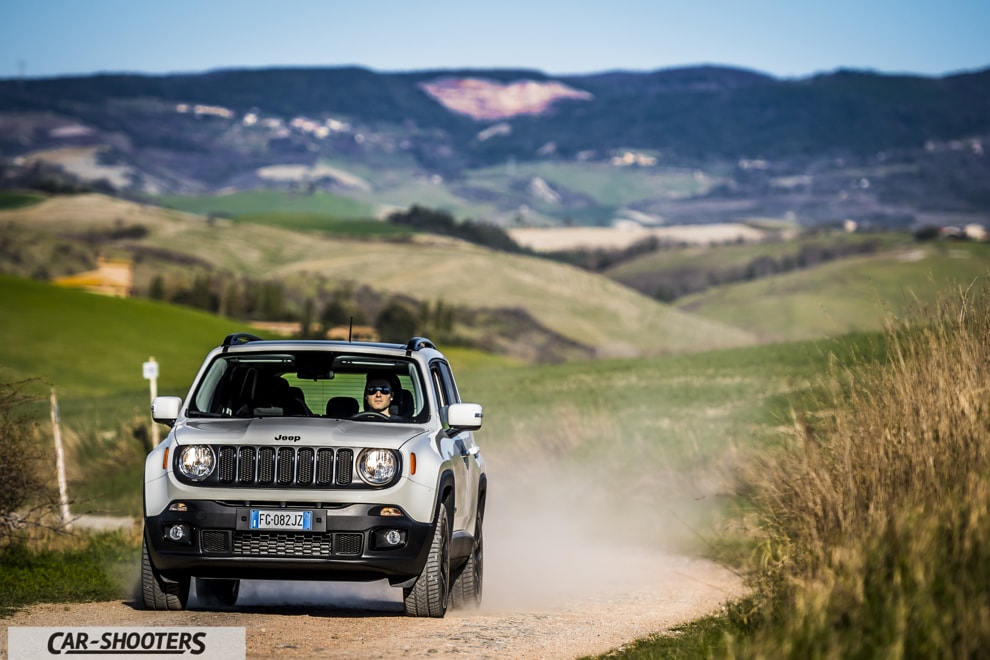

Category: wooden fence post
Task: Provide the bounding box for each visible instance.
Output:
[49,387,72,529]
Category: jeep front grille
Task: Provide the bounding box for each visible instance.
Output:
[213,446,353,488]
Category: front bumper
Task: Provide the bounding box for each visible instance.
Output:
[145,500,433,585]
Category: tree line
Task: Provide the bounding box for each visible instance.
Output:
[148,271,458,345]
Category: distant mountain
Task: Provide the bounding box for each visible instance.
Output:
[1,65,988,227]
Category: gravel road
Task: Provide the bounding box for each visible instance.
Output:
[2,463,746,659]
[1,554,743,659]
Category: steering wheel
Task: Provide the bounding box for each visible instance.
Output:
[350,411,389,421]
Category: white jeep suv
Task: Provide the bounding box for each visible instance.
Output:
[142,333,485,617]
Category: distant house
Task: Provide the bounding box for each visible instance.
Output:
[248,321,305,337]
[247,322,380,342]
[965,224,988,241]
[53,256,133,297]
[326,325,380,342]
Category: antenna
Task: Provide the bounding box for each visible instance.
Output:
[348,316,353,342]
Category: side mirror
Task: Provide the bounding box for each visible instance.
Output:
[151,396,183,427]
[446,403,483,431]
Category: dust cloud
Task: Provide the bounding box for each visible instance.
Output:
[479,455,730,613]
[202,456,733,614]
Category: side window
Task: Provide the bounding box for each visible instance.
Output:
[430,360,460,409]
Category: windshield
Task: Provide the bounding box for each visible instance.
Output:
[188,351,427,422]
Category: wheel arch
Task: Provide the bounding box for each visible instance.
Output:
[435,468,456,527]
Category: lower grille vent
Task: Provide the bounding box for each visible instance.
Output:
[227,531,364,558]
[334,533,363,556]
[233,532,333,557]
[202,530,230,553]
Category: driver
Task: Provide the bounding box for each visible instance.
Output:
[364,372,399,417]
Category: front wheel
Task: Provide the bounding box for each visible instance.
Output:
[141,536,189,610]
[403,498,451,617]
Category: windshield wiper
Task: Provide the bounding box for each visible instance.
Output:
[186,410,234,418]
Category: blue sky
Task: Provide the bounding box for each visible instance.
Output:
[2,0,989,80]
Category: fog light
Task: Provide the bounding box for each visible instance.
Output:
[166,523,192,544]
[374,528,406,549]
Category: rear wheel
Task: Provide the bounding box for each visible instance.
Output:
[141,535,189,610]
[450,516,483,610]
[195,578,240,608]
[403,498,451,617]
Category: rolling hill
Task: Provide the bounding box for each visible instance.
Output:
[0,194,759,361]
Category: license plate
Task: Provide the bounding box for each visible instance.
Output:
[249,509,313,531]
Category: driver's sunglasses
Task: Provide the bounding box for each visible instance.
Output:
[366,385,392,395]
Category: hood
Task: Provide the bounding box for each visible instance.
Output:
[173,416,429,450]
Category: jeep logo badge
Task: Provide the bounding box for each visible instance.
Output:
[274,434,301,442]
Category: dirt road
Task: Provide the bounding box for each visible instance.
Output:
[1,554,742,659]
[2,463,746,658]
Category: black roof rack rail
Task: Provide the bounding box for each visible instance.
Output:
[405,336,437,352]
[222,333,263,350]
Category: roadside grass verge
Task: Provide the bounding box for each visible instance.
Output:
[729,280,990,656]
[0,530,140,617]
[582,614,734,659]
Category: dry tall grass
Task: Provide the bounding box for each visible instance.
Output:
[735,281,990,657]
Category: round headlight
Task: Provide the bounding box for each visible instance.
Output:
[357,449,399,485]
[177,445,215,481]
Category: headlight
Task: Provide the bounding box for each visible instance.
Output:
[177,445,215,481]
[357,448,399,485]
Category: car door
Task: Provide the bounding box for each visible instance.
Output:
[430,360,480,535]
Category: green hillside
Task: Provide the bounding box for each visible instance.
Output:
[677,241,990,341]
[0,274,256,417]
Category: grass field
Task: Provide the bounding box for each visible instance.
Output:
[467,160,718,206]
[156,190,375,219]
[677,240,990,341]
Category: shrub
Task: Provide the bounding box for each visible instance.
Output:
[0,381,60,548]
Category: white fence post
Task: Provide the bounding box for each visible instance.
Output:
[49,387,72,529]
[143,357,160,446]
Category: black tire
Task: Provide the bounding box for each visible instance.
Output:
[403,498,451,617]
[195,578,240,608]
[450,517,483,610]
[141,536,189,610]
